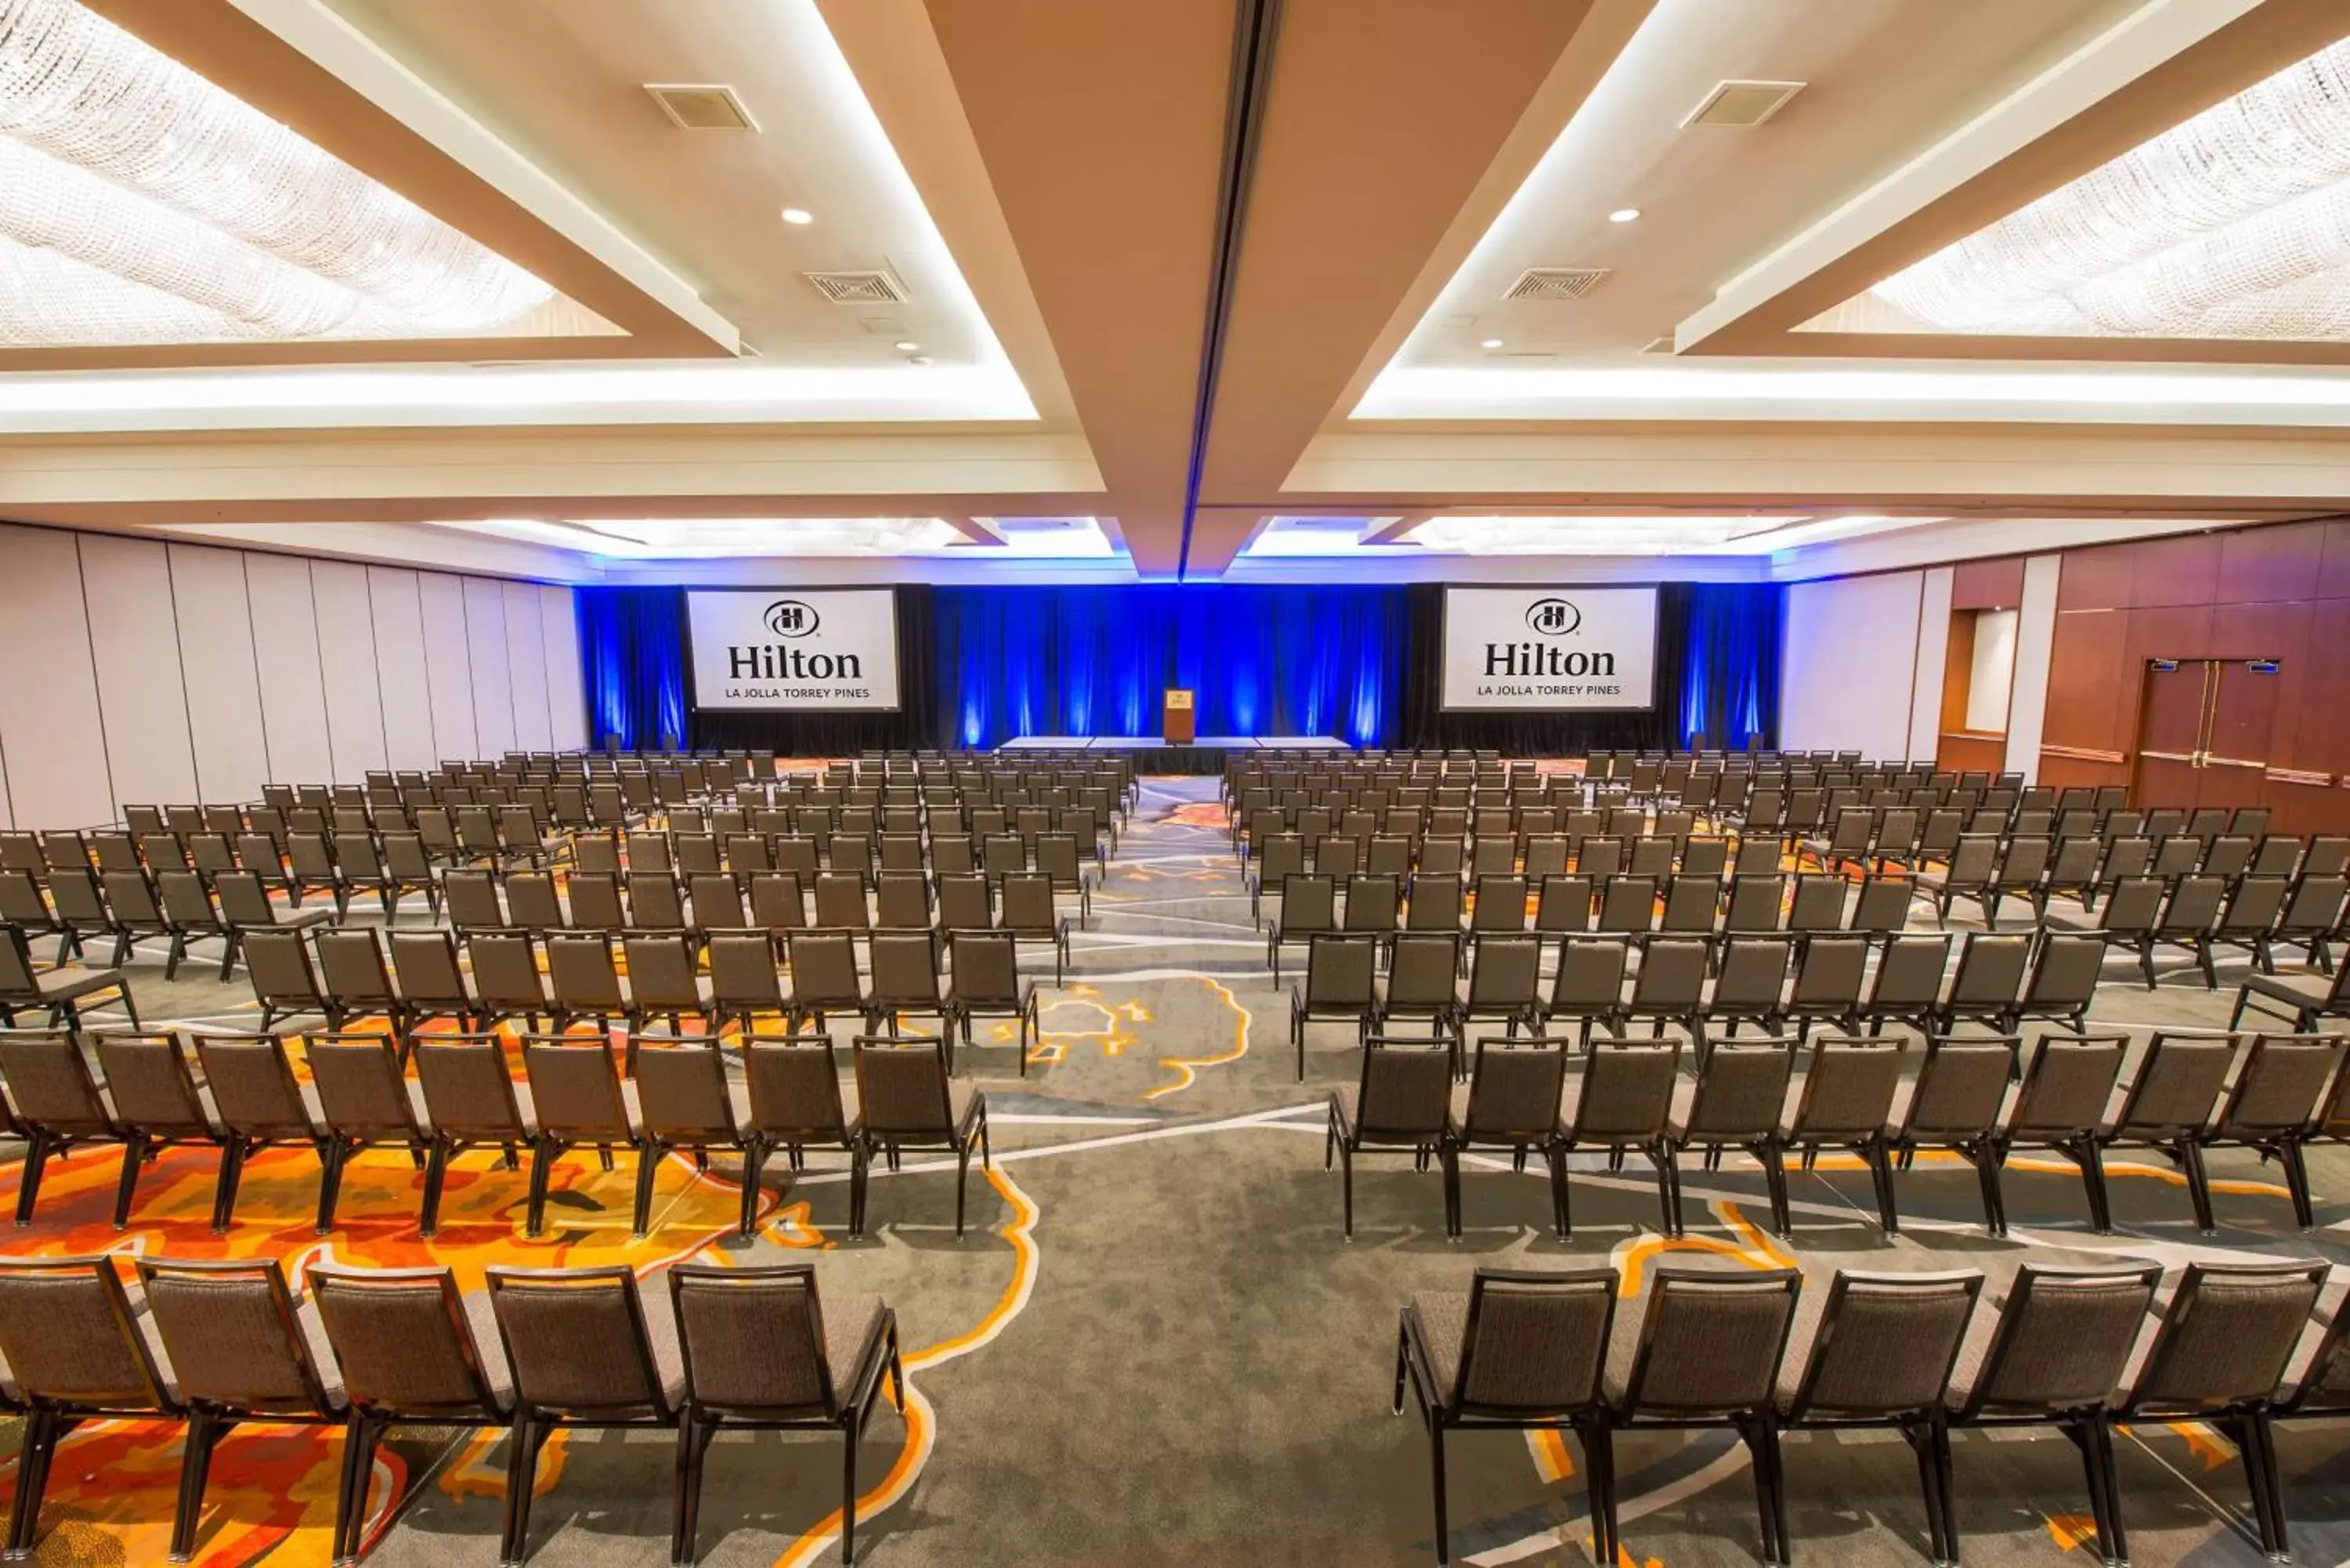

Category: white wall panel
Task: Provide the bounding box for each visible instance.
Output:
[416,573,478,763]
[2004,555,2062,782]
[1907,566,1954,764]
[504,581,551,750]
[0,524,114,829]
[80,533,198,811]
[168,544,270,803]
[245,553,334,786]
[465,576,516,757]
[311,558,387,782]
[542,585,587,750]
[1780,571,1924,761]
[368,567,436,770]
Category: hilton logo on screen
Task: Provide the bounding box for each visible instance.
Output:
[1484,597,1618,678]
[728,598,864,680]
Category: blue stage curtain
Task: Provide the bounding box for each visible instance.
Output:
[1679,582,1784,750]
[576,587,688,750]
[932,585,1405,750]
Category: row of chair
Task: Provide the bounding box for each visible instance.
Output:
[0,1027,988,1240]
[1325,1027,2348,1243]
[0,1255,901,1566]
[1399,1258,2350,1567]
[237,923,1047,1047]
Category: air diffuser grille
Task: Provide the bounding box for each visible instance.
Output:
[644,84,758,131]
[1504,267,1610,302]
[804,271,911,305]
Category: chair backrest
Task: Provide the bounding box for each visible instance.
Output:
[137,1257,337,1417]
[1595,874,1656,934]
[853,1035,956,1136]
[633,1039,739,1140]
[1786,1035,1905,1140]
[1465,934,1541,1009]
[1444,1267,1618,1415]
[788,930,865,1008]
[566,871,627,930]
[1295,932,1373,1007]
[316,927,396,1003]
[1628,936,1708,1011]
[1459,1037,1570,1140]
[1571,1037,1679,1140]
[1712,937,1791,1012]
[2218,1032,2345,1136]
[1900,1035,2019,1137]
[1343,873,1400,933]
[2110,1031,2236,1138]
[522,1034,633,1139]
[707,931,786,1007]
[1947,932,2032,1007]
[1000,872,1058,931]
[1868,934,1952,1010]
[2126,1261,2328,1412]
[1548,936,1629,1015]
[2006,1031,2128,1138]
[622,933,705,1010]
[947,930,1021,1005]
[743,1035,849,1138]
[670,1263,855,1418]
[92,1031,215,1137]
[1784,1269,1983,1420]
[193,1031,315,1136]
[1350,1037,1453,1136]
[307,1032,426,1140]
[2160,873,2228,934]
[750,870,808,930]
[1785,876,1847,932]
[412,1033,529,1140]
[503,872,565,930]
[486,1266,673,1418]
[1619,1268,1802,1416]
[1406,874,1464,930]
[0,1256,173,1410]
[546,934,626,1009]
[1681,1036,1798,1141]
[1959,1265,2161,1416]
[310,1263,504,1418]
[0,1028,115,1135]
[870,931,942,1004]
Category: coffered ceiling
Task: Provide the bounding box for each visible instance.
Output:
[2,0,2348,583]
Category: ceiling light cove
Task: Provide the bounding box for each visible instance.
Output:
[436,515,1121,563]
[1404,515,1936,557]
[0,0,613,347]
[1816,37,2350,343]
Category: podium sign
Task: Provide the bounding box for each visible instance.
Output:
[1162,688,1195,744]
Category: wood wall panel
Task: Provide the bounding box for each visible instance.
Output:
[168,544,271,804]
[2289,599,2350,781]
[0,524,114,829]
[2125,533,2222,607]
[1935,733,2005,775]
[465,578,516,757]
[2318,519,2350,602]
[78,533,198,812]
[1950,557,2024,609]
[2042,609,2129,754]
[2056,543,2135,611]
[245,553,334,789]
[2218,520,2326,605]
[415,573,478,764]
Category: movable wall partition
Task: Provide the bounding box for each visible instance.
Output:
[578,580,1786,757]
[0,522,586,831]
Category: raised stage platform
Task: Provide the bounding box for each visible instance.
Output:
[995,735,1351,774]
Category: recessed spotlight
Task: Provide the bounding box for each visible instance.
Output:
[1480,338,1504,349]
[894,340,920,352]
[1608,207,1641,223]
[780,207,814,226]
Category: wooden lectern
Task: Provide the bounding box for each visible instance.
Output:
[1162,688,1195,744]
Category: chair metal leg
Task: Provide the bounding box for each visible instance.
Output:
[2280,1137,2317,1230]
[2250,1406,2292,1563]
[2178,1137,2217,1234]
[2091,1417,2129,1566]
[315,1137,350,1236]
[111,1133,149,1230]
[632,1139,660,1238]
[1339,1143,1355,1239]
[1971,1141,2008,1237]
[2077,1138,2113,1234]
[170,1407,225,1562]
[953,1143,971,1238]
[499,1411,544,1567]
[1906,1418,1949,1567]
[1547,1142,1571,1241]
[671,1409,716,1567]
[419,1141,450,1237]
[8,1406,60,1555]
[210,1133,248,1234]
[524,1136,559,1238]
[335,1411,385,1566]
[13,1127,52,1227]
[841,1417,861,1565]
[1760,1137,1791,1236]
[1658,1141,1683,1237]
[1392,1319,1411,1416]
[1428,1420,1450,1567]
[1867,1137,1901,1235]
[738,1139,767,1238]
[1585,1418,1618,1567]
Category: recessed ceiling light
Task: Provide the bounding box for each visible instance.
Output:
[1608,208,1641,223]
[1480,338,1504,349]
[894,340,919,352]
[779,207,814,226]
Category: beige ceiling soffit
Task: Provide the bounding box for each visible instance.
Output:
[89,517,597,582]
[1675,0,2348,361]
[1766,515,2296,582]
[1189,0,1622,577]
[921,0,1239,577]
[1327,0,1654,424]
[61,0,737,366]
[819,0,1077,428]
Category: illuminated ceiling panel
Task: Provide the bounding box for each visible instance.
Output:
[1812,36,2350,342]
[0,0,613,345]
[1403,514,1938,557]
[437,515,1119,562]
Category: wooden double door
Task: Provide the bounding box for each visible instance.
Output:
[2134,656,2282,811]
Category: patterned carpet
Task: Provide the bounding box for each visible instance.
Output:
[5,775,2350,1566]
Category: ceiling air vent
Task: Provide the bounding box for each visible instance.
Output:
[804,270,910,305]
[1503,266,1610,302]
[1683,80,1805,128]
[645,84,758,131]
